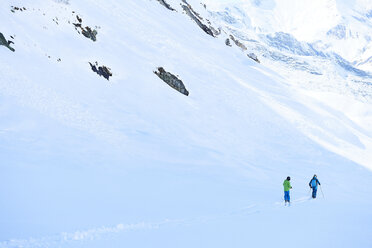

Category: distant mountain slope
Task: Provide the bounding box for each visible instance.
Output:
[203,0,372,69]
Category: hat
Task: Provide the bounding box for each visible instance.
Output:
[287,176,291,180]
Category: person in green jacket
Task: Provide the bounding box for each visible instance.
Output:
[283,176,292,206]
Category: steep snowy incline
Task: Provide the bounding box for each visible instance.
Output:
[199,0,372,167]
[1,0,372,248]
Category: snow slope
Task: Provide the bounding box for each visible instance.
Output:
[203,0,372,168]
[0,0,372,247]
[205,0,372,70]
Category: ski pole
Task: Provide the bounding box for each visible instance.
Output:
[320,185,325,199]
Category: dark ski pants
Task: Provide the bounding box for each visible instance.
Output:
[284,191,290,202]
[312,187,317,198]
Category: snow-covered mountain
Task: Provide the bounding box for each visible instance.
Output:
[205,0,372,70]
[199,0,372,169]
[1,0,372,247]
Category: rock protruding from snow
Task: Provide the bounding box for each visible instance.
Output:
[89,62,112,80]
[229,35,247,51]
[225,38,232,47]
[0,32,15,52]
[73,16,98,42]
[247,53,260,63]
[181,0,214,37]
[154,67,189,96]
[10,6,26,13]
[156,0,175,11]
[82,27,98,41]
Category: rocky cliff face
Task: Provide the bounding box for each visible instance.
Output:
[154,67,189,96]
[0,32,15,52]
[156,0,175,11]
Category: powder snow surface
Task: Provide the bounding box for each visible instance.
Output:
[0,0,372,248]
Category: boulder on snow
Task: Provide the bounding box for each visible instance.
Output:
[82,26,97,41]
[154,67,189,96]
[156,0,175,11]
[0,32,15,52]
[225,38,232,47]
[247,53,260,63]
[10,6,26,13]
[89,62,112,80]
[73,15,98,42]
[229,35,247,51]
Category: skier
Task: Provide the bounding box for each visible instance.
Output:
[309,175,321,198]
[283,176,292,205]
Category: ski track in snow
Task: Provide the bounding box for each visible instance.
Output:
[0,221,163,248]
[0,198,313,248]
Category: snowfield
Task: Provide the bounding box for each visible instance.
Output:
[1,0,372,247]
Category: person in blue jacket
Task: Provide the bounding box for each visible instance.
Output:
[309,175,321,198]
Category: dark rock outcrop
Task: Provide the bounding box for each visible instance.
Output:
[209,25,221,37]
[225,38,232,47]
[247,53,260,63]
[73,16,98,42]
[154,67,189,96]
[10,6,26,13]
[81,26,97,41]
[230,35,247,50]
[156,0,175,11]
[181,0,214,37]
[205,19,221,36]
[89,62,112,80]
[0,32,15,52]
